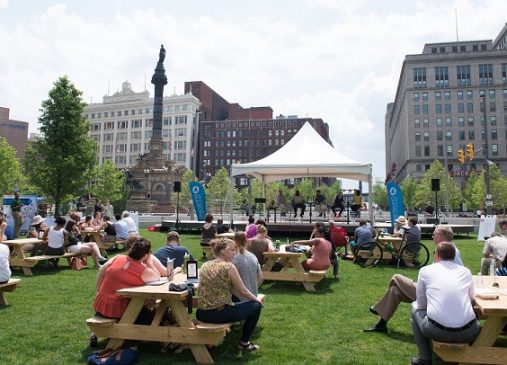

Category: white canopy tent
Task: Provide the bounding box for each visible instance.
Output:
[230,122,374,222]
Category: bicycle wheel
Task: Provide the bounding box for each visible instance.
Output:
[354,241,383,268]
[400,242,430,269]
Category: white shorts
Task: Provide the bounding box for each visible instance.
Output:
[67,243,83,254]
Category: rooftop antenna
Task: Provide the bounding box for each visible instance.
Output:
[455,8,459,41]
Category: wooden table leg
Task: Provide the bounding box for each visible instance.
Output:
[168,299,214,364]
[93,232,108,257]
[289,257,315,292]
[459,316,507,365]
[11,244,32,276]
[107,297,145,349]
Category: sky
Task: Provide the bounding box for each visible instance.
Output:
[1,0,506,188]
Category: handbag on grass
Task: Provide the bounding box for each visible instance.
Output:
[70,256,88,270]
[87,347,138,365]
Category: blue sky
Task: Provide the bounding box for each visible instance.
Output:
[1,0,506,187]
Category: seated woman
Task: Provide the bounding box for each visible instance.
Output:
[0,238,10,284]
[25,215,49,256]
[196,238,263,351]
[233,232,263,302]
[80,215,94,231]
[65,220,107,268]
[102,215,117,242]
[201,213,217,247]
[0,216,7,241]
[247,225,274,267]
[91,211,105,230]
[93,237,161,321]
[45,216,69,268]
[290,224,332,272]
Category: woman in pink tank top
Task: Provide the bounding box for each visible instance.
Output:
[289,225,331,271]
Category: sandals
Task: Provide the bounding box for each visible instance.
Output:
[238,342,260,351]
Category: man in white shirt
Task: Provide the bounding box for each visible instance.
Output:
[410,242,480,365]
[481,232,507,275]
[121,211,138,235]
[364,225,463,333]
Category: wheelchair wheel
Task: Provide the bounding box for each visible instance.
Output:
[400,242,430,269]
[354,241,383,268]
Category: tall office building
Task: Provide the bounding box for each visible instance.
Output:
[84,81,201,170]
[0,107,29,158]
[386,23,507,187]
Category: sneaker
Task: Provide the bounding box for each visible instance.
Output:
[238,342,260,351]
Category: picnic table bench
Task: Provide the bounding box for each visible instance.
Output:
[86,273,233,364]
[262,245,326,292]
[2,238,81,275]
[0,278,20,307]
[432,276,507,365]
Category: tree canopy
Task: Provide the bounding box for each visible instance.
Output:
[23,76,96,216]
[0,137,25,197]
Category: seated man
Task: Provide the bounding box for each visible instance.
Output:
[314,189,327,217]
[410,242,479,365]
[291,190,306,218]
[480,231,507,275]
[154,231,193,268]
[352,220,376,250]
[364,225,463,333]
[121,211,138,235]
[216,218,232,235]
[114,214,129,241]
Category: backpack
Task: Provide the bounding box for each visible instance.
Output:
[87,347,138,365]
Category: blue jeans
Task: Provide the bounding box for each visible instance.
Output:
[196,301,262,343]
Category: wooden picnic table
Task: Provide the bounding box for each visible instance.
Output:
[2,238,46,276]
[81,229,113,256]
[262,245,326,292]
[86,273,230,364]
[377,235,403,260]
[433,276,507,365]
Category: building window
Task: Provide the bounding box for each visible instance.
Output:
[444,91,451,100]
[457,90,463,100]
[423,119,429,128]
[422,104,429,114]
[423,131,429,141]
[492,144,498,156]
[413,93,420,102]
[415,132,421,141]
[479,64,493,86]
[502,64,507,84]
[437,145,443,156]
[414,105,420,114]
[492,130,498,140]
[459,131,465,140]
[447,145,453,157]
[467,103,474,113]
[131,131,141,140]
[424,146,430,156]
[103,133,113,142]
[414,67,427,88]
[466,90,473,100]
[467,116,474,126]
[130,143,141,152]
[445,118,452,127]
[456,65,471,86]
[116,132,127,140]
[435,118,442,127]
[458,117,465,127]
[458,103,464,113]
[102,145,113,153]
[435,92,442,100]
[435,67,449,87]
[468,130,475,140]
[445,131,452,141]
[490,102,496,112]
[436,104,442,114]
[444,104,451,114]
[131,119,142,128]
[436,131,443,141]
[105,122,114,130]
[491,116,497,125]
[117,121,128,129]
[414,119,420,128]
[415,145,421,157]
[422,92,428,101]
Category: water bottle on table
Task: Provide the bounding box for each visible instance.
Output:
[166,258,174,281]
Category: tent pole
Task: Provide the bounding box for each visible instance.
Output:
[229,167,234,227]
[368,171,374,224]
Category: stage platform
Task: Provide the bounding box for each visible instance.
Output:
[161,218,475,238]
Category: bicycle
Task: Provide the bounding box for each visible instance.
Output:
[354,229,430,269]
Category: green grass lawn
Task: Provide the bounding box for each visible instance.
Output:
[0,230,491,364]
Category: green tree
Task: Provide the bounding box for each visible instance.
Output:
[294,178,314,201]
[401,176,418,211]
[0,137,25,197]
[24,76,97,216]
[413,160,462,211]
[89,160,126,206]
[206,167,233,216]
[462,170,481,211]
[372,178,388,210]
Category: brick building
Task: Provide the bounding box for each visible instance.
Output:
[0,107,29,158]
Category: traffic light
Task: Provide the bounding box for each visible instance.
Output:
[458,148,465,164]
[466,143,474,161]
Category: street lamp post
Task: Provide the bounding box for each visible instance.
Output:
[481,95,493,214]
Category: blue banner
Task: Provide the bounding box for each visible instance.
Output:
[189,181,207,221]
[386,181,405,228]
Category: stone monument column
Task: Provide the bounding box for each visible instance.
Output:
[150,44,168,154]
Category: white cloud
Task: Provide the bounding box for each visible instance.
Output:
[0,0,8,9]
